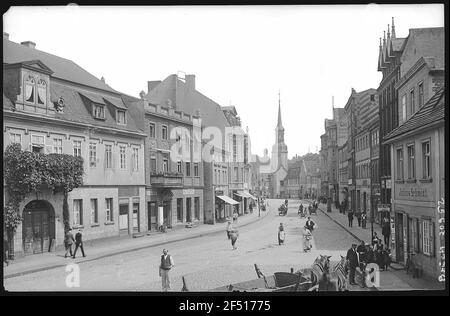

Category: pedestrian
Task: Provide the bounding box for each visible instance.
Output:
[302,226,312,252]
[159,248,174,291]
[278,223,285,246]
[305,217,315,232]
[365,244,375,264]
[72,229,86,259]
[356,210,362,227]
[64,228,75,258]
[233,210,238,222]
[357,241,367,270]
[382,219,391,247]
[347,210,354,227]
[361,211,367,229]
[346,243,359,285]
[226,221,233,240]
[229,229,239,250]
[372,232,380,248]
[3,235,9,266]
[249,202,253,214]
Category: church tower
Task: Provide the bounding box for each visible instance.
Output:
[270,91,288,197]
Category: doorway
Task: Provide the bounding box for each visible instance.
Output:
[186,198,192,223]
[22,200,55,255]
[148,202,157,231]
[396,213,404,263]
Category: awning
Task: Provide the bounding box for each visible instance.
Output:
[216,195,239,205]
[237,191,257,200]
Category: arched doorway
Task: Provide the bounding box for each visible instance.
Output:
[22,200,55,255]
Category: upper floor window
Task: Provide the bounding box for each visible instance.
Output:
[132,148,139,171]
[119,146,127,170]
[150,156,157,172]
[194,163,199,177]
[396,147,404,180]
[401,94,407,123]
[418,82,424,107]
[117,110,126,124]
[89,143,97,167]
[185,162,191,176]
[73,140,82,157]
[25,75,36,103]
[10,132,22,144]
[105,144,113,168]
[407,144,415,179]
[162,125,168,140]
[73,199,83,226]
[53,138,63,154]
[162,155,169,172]
[37,79,47,105]
[177,161,182,173]
[93,104,105,119]
[31,134,45,153]
[422,141,431,179]
[409,89,415,118]
[149,123,156,138]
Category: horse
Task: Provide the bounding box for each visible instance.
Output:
[329,255,348,291]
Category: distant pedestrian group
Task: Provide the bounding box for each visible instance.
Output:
[64,228,86,259]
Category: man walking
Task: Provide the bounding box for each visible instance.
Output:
[356,209,362,227]
[305,217,315,232]
[64,228,75,258]
[159,249,174,291]
[346,243,359,285]
[382,217,391,247]
[72,229,86,258]
[347,210,354,227]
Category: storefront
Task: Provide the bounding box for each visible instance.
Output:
[215,194,239,222]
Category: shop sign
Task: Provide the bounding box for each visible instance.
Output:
[183,189,195,195]
[438,198,445,282]
[399,187,427,198]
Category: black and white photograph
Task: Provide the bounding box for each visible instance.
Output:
[1,3,447,300]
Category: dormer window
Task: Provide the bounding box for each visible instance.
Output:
[25,75,35,103]
[37,79,47,105]
[117,110,126,124]
[93,103,105,119]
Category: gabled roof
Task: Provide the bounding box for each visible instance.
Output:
[383,87,444,143]
[3,38,118,93]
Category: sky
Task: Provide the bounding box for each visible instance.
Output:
[3,4,444,158]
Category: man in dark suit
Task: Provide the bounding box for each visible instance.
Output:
[346,243,359,285]
[347,210,354,227]
[305,217,315,232]
[72,229,86,258]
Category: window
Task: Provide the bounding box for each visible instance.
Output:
[401,94,407,123]
[132,148,139,171]
[422,220,434,256]
[105,144,113,168]
[37,79,47,105]
[177,198,183,222]
[10,133,21,144]
[93,104,105,119]
[117,110,126,124]
[422,141,431,179]
[396,148,403,180]
[370,94,375,101]
[89,143,97,167]
[163,155,169,172]
[162,125,168,140]
[25,75,35,103]
[409,89,415,118]
[149,123,156,138]
[31,135,45,153]
[90,199,98,224]
[73,140,82,157]
[185,162,191,176]
[194,163,199,177]
[234,167,239,181]
[150,156,157,172]
[105,198,113,222]
[233,135,237,162]
[418,82,424,107]
[73,199,83,226]
[177,161,182,173]
[53,138,63,154]
[119,146,127,169]
[407,145,415,179]
[409,217,419,253]
[194,197,200,220]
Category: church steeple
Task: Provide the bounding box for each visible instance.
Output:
[277,90,283,128]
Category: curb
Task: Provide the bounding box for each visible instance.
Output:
[4,206,271,279]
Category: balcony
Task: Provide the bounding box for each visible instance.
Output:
[150,172,183,188]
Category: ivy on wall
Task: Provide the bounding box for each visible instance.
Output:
[3,143,84,234]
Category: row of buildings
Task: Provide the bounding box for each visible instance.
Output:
[3,33,256,256]
[319,19,445,281]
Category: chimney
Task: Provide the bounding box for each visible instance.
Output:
[185,74,196,91]
[3,32,9,40]
[101,76,105,83]
[21,41,36,49]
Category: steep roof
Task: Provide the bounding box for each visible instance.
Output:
[3,38,118,93]
[383,87,444,143]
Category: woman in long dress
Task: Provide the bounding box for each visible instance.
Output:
[302,226,312,252]
[229,229,239,250]
[278,224,285,245]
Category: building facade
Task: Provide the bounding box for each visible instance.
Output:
[3,35,146,255]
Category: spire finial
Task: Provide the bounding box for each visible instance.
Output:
[387,24,390,38]
[391,17,396,38]
[277,90,282,128]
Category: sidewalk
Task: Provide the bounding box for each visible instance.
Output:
[306,199,444,291]
[4,204,271,279]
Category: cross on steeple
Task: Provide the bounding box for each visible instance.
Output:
[277,89,283,128]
